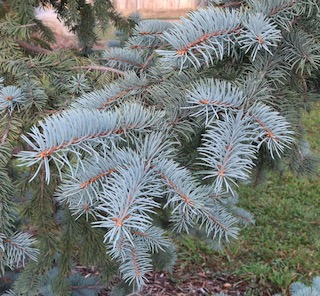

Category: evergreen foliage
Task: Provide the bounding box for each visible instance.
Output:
[0,0,319,294]
[289,276,320,296]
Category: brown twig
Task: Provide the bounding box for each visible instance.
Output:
[71,65,125,75]
[70,284,105,290]
[301,75,308,103]
[1,125,10,144]
[17,40,53,55]
[219,1,245,9]
[1,113,13,144]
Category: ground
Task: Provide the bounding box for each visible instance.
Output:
[139,268,261,295]
[96,260,275,295]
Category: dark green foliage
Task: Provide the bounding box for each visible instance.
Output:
[0,0,135,55]
[0,0,132,294]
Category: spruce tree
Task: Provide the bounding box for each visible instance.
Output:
[0,0,319,295]
[288,276,320,296]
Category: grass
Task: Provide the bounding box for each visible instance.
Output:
[178,103,320,295]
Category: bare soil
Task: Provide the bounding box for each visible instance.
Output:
[96,259,275,296]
